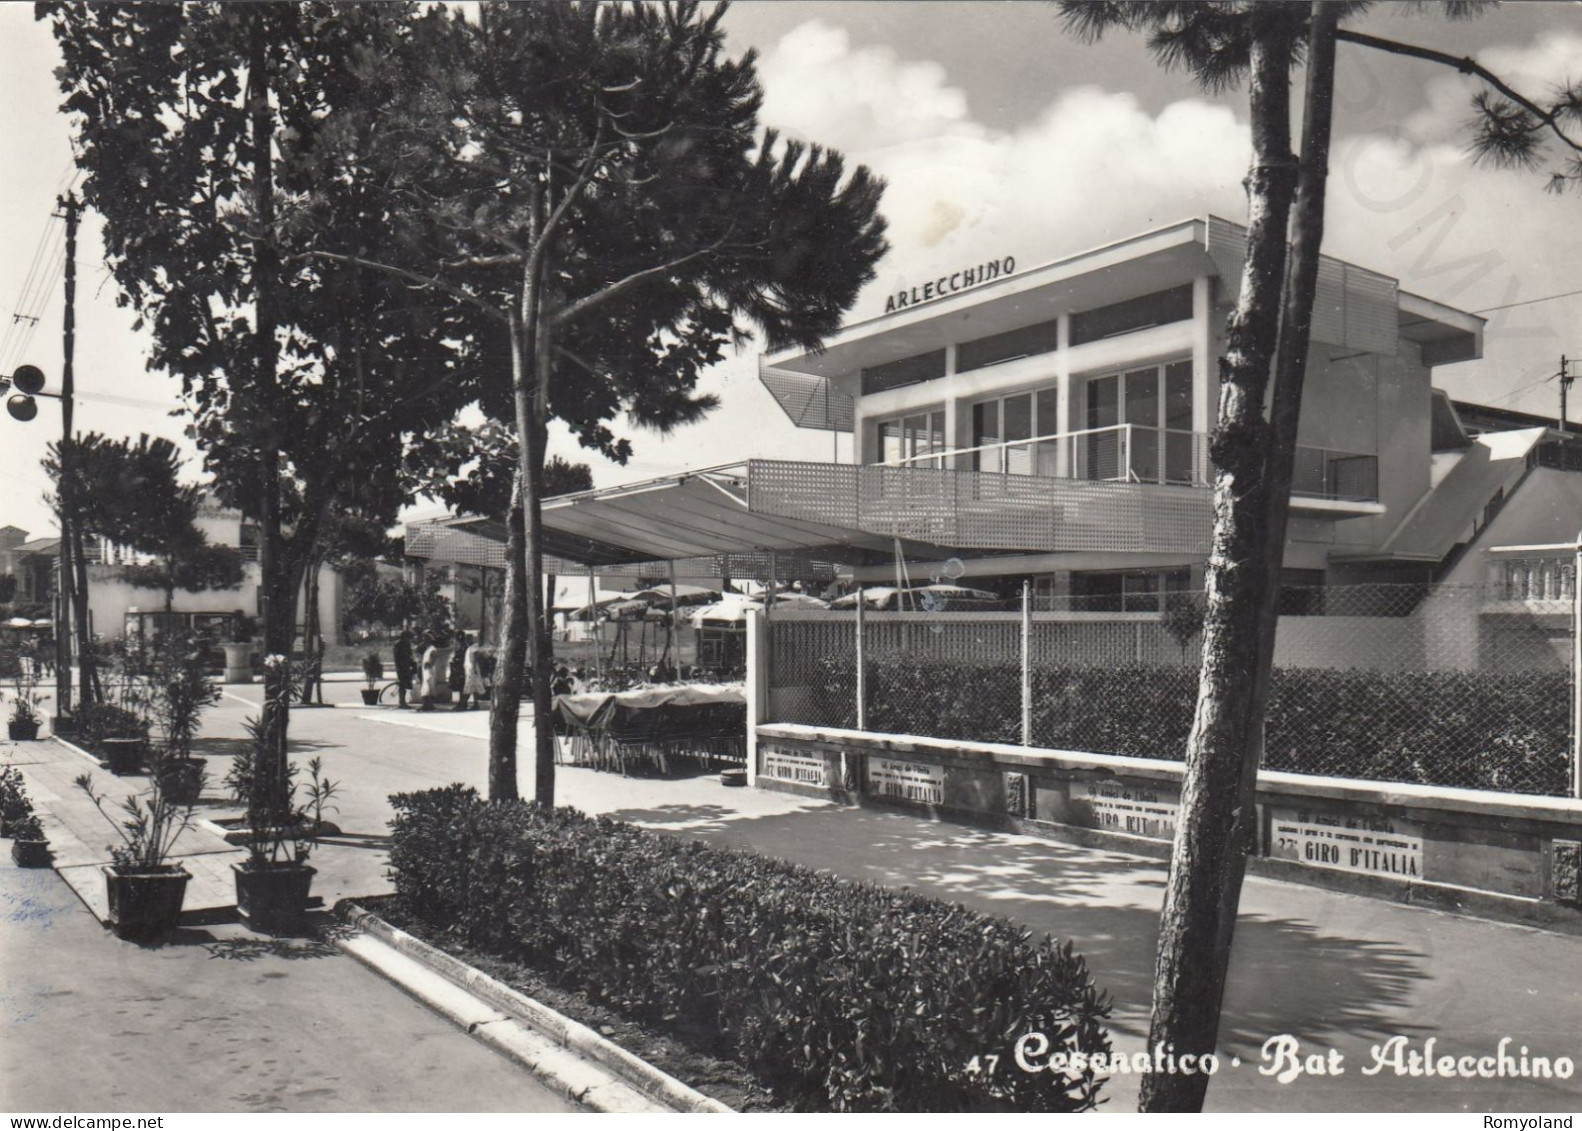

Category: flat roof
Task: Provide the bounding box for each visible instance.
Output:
[766,215,1485,382]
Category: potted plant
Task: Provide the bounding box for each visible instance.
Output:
[231,671,337,934]
[360,651,384,706]
[9,813,50,868]
[0,768,30,837]
[149,637,220,806]
[4,676,46,741]
[221,613,257,684]
[76,768,199,941]
[233,755,339,935]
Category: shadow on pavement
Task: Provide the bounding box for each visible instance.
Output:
[606,800,1432,1050]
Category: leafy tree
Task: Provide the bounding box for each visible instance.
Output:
[44,433,243,617]
[310,2,887,804]
[40,2,482,815]
[1058,0,1582,1111]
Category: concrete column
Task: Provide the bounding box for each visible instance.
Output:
[1056,313,1074,476]
[1191,275,1215,441]
[744,608,768,787]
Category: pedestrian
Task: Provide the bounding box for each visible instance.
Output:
[551,663,572,697]
[449,632,470,711]
[417,637,440,712]
[36,636,54,680]
[393,630,416,709]
[18,636,37,682]
[464,639,488,708]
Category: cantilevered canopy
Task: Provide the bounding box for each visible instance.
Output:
[536,464,935,567]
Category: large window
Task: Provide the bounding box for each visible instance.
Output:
[1080,359,1196,484]
[1069,284,1194,346]
[876,410,946,467]
[861,349,947,396]
[970,386,1059,474]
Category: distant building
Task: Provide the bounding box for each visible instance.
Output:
[0,526,60,607]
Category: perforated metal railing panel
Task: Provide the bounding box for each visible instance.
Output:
[747,459,1213,554]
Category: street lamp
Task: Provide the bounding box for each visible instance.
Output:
[2,364,49,421]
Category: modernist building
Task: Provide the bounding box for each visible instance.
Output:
[757,215,1582,618]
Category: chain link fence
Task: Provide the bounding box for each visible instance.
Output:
[766,576,1577,797]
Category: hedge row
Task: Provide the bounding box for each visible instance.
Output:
[808,658,1570,796]
[388,786,1112,1112]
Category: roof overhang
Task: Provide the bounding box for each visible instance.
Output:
[1399,291,1484,366]
[765,218,1214,388]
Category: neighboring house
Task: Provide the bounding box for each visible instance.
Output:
[0,526,59,606]
[81,498,346,645]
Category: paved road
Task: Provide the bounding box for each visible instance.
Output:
[0,860,578,1113]
[14,682,1582,1113]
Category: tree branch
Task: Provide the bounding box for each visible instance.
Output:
[301,249,509,323]
[1337,27,1582,156]
[550,232,730,328]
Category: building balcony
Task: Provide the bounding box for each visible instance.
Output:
[1483,549,1576,615]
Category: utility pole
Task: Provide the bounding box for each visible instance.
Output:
[1560,356,1573,435]
[54,193,81,719]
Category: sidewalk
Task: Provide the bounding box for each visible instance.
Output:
[16,687,1582,1112]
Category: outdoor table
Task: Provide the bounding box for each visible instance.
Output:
[554,682,746,775]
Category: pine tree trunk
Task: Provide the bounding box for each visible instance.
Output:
[487,471,526,801]
[1138,6,1303,1113]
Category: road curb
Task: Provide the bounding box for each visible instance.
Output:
[50,733,108,771]
[335,900,733,1114]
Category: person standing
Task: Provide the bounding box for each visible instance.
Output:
[449,631,470,711]
[417,637,439,713]
[393,630,416,709]
[464,638,488,708]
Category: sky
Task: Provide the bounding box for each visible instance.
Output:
[2,1,1581,539]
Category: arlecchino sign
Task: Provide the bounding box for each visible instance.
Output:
[883,254,1017,315]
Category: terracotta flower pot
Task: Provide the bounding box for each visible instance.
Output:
[100,737,145,776]
[360,688,380,706]
[11,837,50,868]
[7,720,40,742]
[155,758,207,805]
[233,861,316,934]
[104,865,191,941]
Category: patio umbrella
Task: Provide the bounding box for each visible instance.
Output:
[627,584,722,609]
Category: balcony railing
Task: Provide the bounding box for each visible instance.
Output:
[1493,555,1575,604]
[885,425,1379,502]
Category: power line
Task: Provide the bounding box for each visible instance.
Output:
[1468,287,1582,317]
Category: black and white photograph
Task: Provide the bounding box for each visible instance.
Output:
[2,0,1581,1118]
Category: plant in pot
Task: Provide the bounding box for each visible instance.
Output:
[10,812,51,868]
[0,767,31,837]
[233,753,340,935]
[148,637,221,806]
[231,672,340,935]
[360,651,384,706]
[4,675,46,741]
[76,767,199,941]
[76,702,151,776]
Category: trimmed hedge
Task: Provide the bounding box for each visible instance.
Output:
[389,786,1112,1112]
[812,657,1570,796]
